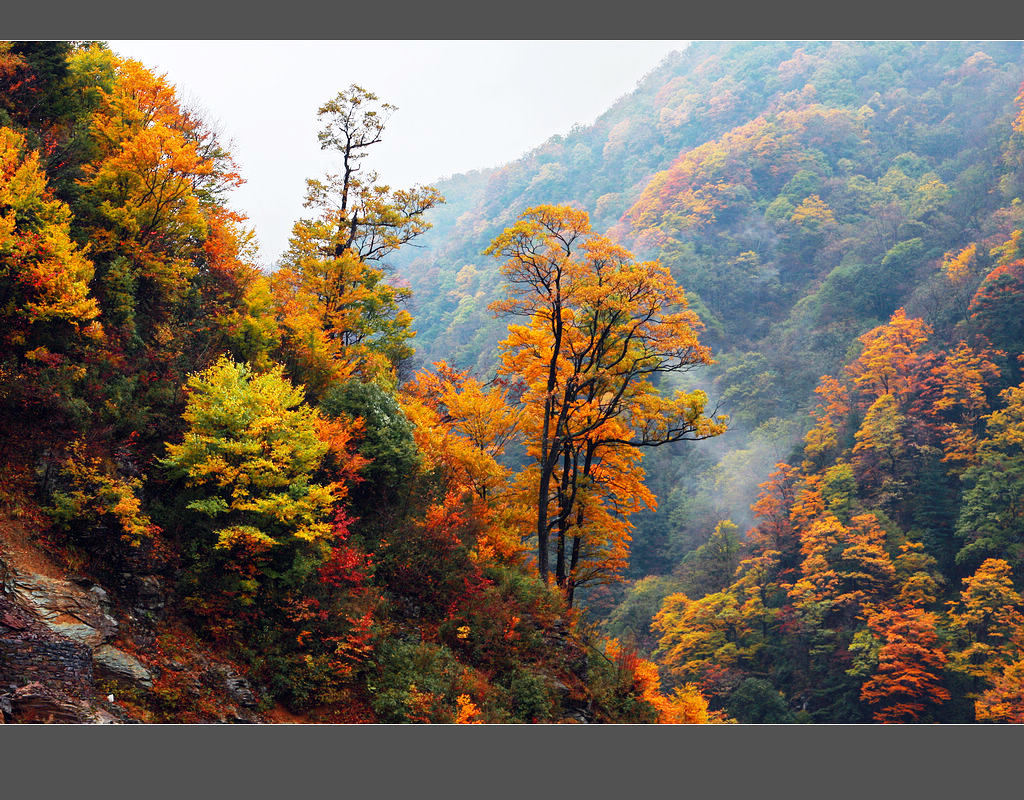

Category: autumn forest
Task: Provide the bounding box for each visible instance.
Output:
[2,40,1024,724]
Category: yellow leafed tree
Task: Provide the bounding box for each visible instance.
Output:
[162,356,342,610]
[271,85,442,391]
[0,126,99,348]
[487,204,726,601]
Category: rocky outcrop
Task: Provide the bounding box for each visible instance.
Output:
[1,525,266,723]
[1,563,118,648]
[0,593,94,699]
[0,552,135,721]
[0,682,119,724]
[1,550,157,692]
[93,644,154,690]
[208,663,257,709]
[0,594,121,723]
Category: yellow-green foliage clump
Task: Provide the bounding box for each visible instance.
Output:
[48,441,157,546]
[162,355,339,557]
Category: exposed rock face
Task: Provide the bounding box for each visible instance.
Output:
[1,682,119,724]
[0,548,156,694]
[1,533,267,723]
[0,594,121,723]
[92,644,154,690]
[0,593,94,699]
[1,566,118,648]
[211,664,257,708]
[0,553,130,722]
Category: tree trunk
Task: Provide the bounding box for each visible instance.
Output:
[535,300,564,584]
[566,534,581,607]
[555,443,575,587]
[565,443,594,607]
[536,461,552,583]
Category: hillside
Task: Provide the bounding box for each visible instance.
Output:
[5,39,1024,724]
[390,40,1024,721]
[394,42,1023,373]
[391,42,1024,585]
[0,41,714,724]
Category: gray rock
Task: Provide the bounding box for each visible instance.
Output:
[47,621,111,648]
[3,571,118,647]
[93,644,153,690]
[0,594,95,699]
[92,708,121,724]
[7,682,104,724]
[87,585,110,607]
[225,674,257,708]
[206,663,257,708]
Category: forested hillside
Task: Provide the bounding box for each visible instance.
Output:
[0,41,717,723]
[5,39,1024,724]
[392,40,1024,722]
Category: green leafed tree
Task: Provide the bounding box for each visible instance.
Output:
[162,356,339,611]
[956,383,1024,575]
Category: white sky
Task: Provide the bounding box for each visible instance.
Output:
[107,40,689,268]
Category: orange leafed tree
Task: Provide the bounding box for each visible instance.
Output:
[487,204,726,599]
[403,361,523,503]
[788,512,896,626]
[917,340,1003,465]
[859,606,950,723]
[802,375,850,469]
[653,588,761,691]
[745,462,803,587]
[947,558,1024,685]
[603,637,719,723]
[401,362,525,563]
[77,47,242,301]
[975,658,1024,723]
[851,393,908,484]
[515,416,656,604]
[0,125,100,349]
[0,124,103,428]
[846,308,932,407]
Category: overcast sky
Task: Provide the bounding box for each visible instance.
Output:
[106,41,689,268]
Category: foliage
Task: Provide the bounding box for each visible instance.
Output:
[161,356,340,615]
[46,440,158,547]
[8,39,1024,724]
[955,384,1024,574]
[320,378,420,508]
[858,606,950,723]
[489,204,726,600]
[726,677,796,723]
[592,638,722,723]
[271,85,443,389]
[0,126,99,345]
